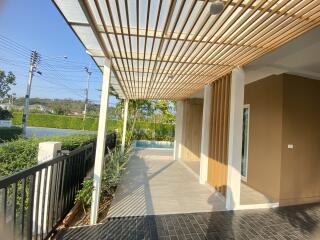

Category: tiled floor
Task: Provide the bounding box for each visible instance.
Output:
[180,159,276,206]
[59,203,320,239]
[107,149,225,218]
[182,160,200,176]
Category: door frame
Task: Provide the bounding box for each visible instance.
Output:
[241,104,250,182]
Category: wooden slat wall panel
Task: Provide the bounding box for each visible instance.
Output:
[207,74,231,196]
[181,99,203,162]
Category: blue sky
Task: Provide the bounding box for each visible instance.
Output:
[0,0,117,106]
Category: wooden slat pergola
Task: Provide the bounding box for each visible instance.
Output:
[53,0,320,225]
[53,0,320,100]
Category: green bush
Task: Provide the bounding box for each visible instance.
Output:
[0,108,13,120]
[74,147,130,213]
[101,147,131,196]
[12,112,121,131]
[0,126,23,143]
[11,112,175,141]
[75,178,94,213]
[133,122,175,141]
[0,134,97,178]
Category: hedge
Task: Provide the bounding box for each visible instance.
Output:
[11,112,175,141]
[0,134,97,178]
[0,127,23,143]
[12,112,121,131]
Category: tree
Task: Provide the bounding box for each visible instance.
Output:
[114,98,176,144]
[0,70,16,100]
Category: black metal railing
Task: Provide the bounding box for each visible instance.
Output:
[0,133,116,240]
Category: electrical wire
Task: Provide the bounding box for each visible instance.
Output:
[0,34,103,100]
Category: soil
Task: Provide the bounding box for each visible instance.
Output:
[70,195,113,226]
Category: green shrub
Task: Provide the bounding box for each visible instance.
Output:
[74,147,130,213]
[41,134,97,151]
[101,147,131,196]
[12,112,121,131]
[11,112,175,141]
[0,108,13,120]
[0,126,23,143]
[0,134,97,178]
[75,178,94,213]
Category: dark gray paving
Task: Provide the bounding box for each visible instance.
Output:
[58,203,320,240]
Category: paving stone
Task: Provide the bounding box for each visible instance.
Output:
[59,203,320,240]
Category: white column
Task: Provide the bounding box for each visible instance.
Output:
[174,100,184,160]
[121,99,129,153]
[90,59,111,224]
[33,142,61,235]
[226,67,245,210]
[199,85,213,184]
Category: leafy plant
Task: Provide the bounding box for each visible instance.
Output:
[74,178,94,213]
[73,147,130,214]
[0,108,13,120]
[11,112,121,131]
[0,126,22,143]
[101,147,131,196]
[11,112,175,141]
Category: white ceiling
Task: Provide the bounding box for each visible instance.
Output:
[244,26,320,84]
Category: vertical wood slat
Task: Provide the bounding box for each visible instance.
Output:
[207,74,231,196]
[221,76,231,196]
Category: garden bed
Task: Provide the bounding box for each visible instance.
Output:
[60,147,131,228]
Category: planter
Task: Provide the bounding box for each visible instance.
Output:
[0,120,12,128]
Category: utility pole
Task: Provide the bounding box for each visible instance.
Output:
[22,50,40,135]
[83,64,92,121]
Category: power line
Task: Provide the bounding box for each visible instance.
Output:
[35,74,85,98]
[0,34,101,102]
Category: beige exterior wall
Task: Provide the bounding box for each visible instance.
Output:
[244,73,320,205]
[244,75,283,201]
[180,98,203,162]
[279,74,320,205]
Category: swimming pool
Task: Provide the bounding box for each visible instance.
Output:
[134,140,174,149]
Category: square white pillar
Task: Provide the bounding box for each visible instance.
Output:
[199,85,213,184]
[90,59,111,224]
[174,100,184,160]
[33,141,62,235]
[226,68,245,210]
[121,99,129,153]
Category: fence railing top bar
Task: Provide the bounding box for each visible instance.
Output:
[66,142,94,156]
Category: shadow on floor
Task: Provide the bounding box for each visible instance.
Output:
[58,203,320,240]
